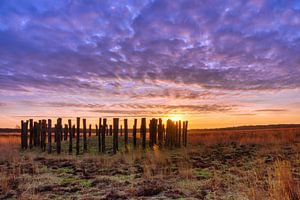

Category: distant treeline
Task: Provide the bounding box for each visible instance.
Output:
[191,124,300,132]
[0,128,19,133]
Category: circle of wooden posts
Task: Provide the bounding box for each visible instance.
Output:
[20,118,188,155]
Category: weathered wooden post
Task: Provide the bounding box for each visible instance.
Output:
[38,120,41,146]
[184,121,188,147]
[141,118,146,149]
[182,121,186,147]
[20,120,24,149]
[64,124,68,141]
[113,118,119,154]
[165,120,169,147]
[158,118,163,148]
[68,119,72,154]
[89,124,92,137]
[83,119,87,152]
[29,119,33,149]
[98,118,102,152]
[57,118,62,154]
[109,125,112,136]
[149,119,153,148]
[95,125,98,138]
[102,118,106,153]
[124,119,128,150]
[24,120,28,149]
[76,117,80,155]
[175,121,178,147]
[178,120,181,147]
[133,119,137,147]
[41,120,46,151]
[47,119,52,154]
[33,122,38,147]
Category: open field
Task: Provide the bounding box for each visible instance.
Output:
[1,127,300,199]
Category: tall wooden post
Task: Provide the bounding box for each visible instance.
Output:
[95,125,98,138]
[47,119,52,154]
[141,118,146,149]
[113,118,119,154]
[37,120,41,146]
[24,120,28,149]
[20,120,24,149]
[68,119,72,154]
[83,119,87,152]
[41,120,46,151]
[64,124,68,141]
[185,121,188,147]
[178,120,181,147]
[102,118,106,153]
[149,119,153,148]
[89,124,92,137]
[76,117,80,155]
[182,121,186,147]
[29,119,33,149]
[57,118,62,154]
[98,118,102,152]
[33,122,38,147]
[158,118,163,148]
[133,119,137,147]
[109,125,112,136]
[124,119,128,150]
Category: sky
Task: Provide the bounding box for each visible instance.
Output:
[0,0,300,128]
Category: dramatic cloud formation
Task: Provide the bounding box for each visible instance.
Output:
[0,0,300,128]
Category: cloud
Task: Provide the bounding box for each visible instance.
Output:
[255,109,288,112]
[0,0,300,125]
[0,0,299,94]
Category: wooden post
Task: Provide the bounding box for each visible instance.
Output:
[109,125,112,136]
[113,118,119,154]
[83,119,87,152]
[185,121,188,147]
[102,118,106,153]
[133,119,137,147]
[141,118,146,149]
[57,118,62,154]
[98,118,102,152]
[24,120,28,149]
[175,121,178,147]
[95,125,98,138]
[120,125,123,137]
[149,119,153,148]
[124,119,128,150]
[33,122,38,147]
[47,119,52,154]
[64,124,68,141]
[37,120,41,146]
[178,120,181,147]
[182,121,186,147]
[158,118,163,148]
[76,117,80,155]
[20,120,24,149]
[29,119,33,149]
[89,124,92,137]
[41,120,46,151]
[68,119,72,154]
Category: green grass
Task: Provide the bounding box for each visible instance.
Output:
[194,168,212,179]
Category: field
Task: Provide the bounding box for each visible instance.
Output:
[0,127,300,200]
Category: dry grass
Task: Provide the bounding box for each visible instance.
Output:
[0,127,299,199]
[268,160,300,200]
[189,127,300,145]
